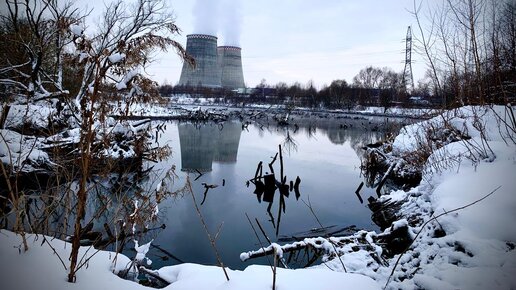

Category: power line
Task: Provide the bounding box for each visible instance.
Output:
[402,26,415,92]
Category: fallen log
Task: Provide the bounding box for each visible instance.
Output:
[139,267,170,287]
[240,234,374,262]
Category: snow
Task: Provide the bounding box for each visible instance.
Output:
[431,143,516,241]
[116,69,140,90]
[0,129,54,172]
[355,106,437,118]
[114,101,181,117]
[367,105,516,289]
[0,230,140,290]
[156,263,380,290]
[133,239,152,264]
[390,219,408,231]
[0,230,380,290]
[4,104,54,131]
[108,53,126,64]
[69,24,83,36]
[1,105,514,290]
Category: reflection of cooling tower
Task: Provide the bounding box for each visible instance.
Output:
[178,123,218,172]
[179,34,221,88]
[214,122,242,162]
[218,46,245,89]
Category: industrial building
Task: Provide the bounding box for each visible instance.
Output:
[178,34,245,90]
[218,46,245,89]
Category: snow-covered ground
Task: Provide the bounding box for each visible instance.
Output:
[0,129,54,173]
[116,101,182,117]
[0,230,380,290]
[354,106,437,118]
[1,105,514,289]
[317,105,516,289]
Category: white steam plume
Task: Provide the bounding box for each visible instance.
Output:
[193,0,219,36]
[192,0,242,45]
[221,0,242,46]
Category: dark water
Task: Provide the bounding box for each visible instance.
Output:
[142,117,393,270]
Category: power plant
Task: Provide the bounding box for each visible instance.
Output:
[218,46,245,89]
[178,34,245,89]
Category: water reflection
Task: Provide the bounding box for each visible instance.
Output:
[247,145,302,236]
[2,114,406,271]
[178,121,242,172]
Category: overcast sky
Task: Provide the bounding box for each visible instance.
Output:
[148,0,432,88]
[3,0,433,88]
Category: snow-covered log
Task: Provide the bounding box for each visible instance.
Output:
[0,129,55,174]
[240,231,388,267]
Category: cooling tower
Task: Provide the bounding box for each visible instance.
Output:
[179,34,221,88]
[218,46,245,89]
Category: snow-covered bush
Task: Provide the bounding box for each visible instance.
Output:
[0,0,193,284]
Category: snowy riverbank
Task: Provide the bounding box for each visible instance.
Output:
[317,105,516,289]
[1,105,515,289]
[0,230,380,290]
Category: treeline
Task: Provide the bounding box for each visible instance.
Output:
[161,0,515,109]
[413,0,515,107]
[159,66,437,109]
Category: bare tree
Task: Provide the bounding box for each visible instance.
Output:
[64,0,193,282]
[0,0,84,102]
[352,66,384,89]
[411,0,515,106]
[1,0,193,284]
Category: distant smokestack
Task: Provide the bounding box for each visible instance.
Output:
[179,34,221,88]
[218,46,245,89]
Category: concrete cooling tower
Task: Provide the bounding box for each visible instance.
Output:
[218,46,245,89]
[179,34,221,88]
[178,34,245,89]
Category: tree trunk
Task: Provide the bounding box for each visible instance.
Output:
[0,105,10,129]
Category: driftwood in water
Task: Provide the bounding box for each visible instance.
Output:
[247,144,302,235]
[355,182,364,203]
[138,267,170,287]
[150,244,184,263]
[73,223,166,248]
[375,161,401,197]
[367,196,404,230]
[278,225,358,242]
[362,147,422,191]
[200,183,218,205]
[293,176,301,200]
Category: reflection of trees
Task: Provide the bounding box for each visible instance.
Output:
[3,161,182,256]
[282,130,298,154]
[348,130,384,156]
[282,119,387,149]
